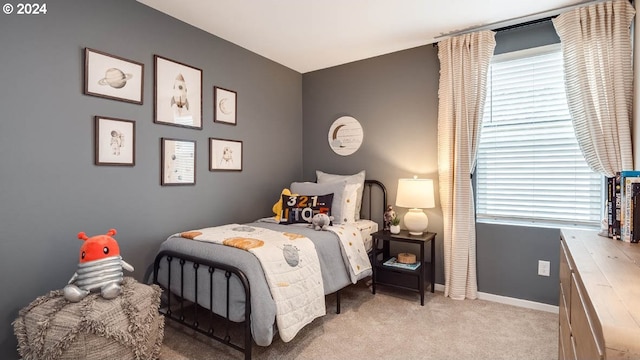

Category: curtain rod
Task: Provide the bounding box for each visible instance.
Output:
[433,0,614,41]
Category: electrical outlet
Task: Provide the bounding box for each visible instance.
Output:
[538,260,550,276]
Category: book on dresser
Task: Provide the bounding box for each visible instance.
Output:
[632,182,640,243]
[615,172,622,240]
[607,172,623,240]
[620,170,640,242]
[607,175,618,238]
[383,257,421,270]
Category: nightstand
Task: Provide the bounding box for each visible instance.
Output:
[371,230,436,305]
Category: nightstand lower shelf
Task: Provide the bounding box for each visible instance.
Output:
[371,230,436,306]
[374,262,433,294]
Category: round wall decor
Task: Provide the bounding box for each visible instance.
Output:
[328,116,363,156]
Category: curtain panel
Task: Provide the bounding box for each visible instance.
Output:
[437,30,496,300]
[553,0,635,176]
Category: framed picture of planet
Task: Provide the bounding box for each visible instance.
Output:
[214,86,237,125]
[84,48,144,105]
[154,55,203,130]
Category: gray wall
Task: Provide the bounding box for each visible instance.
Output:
[476,224,560,304]
[0,1,302,357]
[302,45,444,282]
[302,21,564,305]
[0,3,568,356]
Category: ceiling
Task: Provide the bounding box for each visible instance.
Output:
[137,0,599,73]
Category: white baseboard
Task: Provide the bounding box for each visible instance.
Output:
[433,283,559,314]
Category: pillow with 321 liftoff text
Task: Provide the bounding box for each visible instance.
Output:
[279,193,334,224]
[290,180,350,224]
[272,188,297,222]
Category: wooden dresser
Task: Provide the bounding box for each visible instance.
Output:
[559,229,640,360]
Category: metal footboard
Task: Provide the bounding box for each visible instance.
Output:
[153,250,252,360]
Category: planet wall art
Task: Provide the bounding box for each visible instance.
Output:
[98,68,133,89]
[84,48,144,104]
[328,116,363,156]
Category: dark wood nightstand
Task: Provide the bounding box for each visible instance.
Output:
[371,230,436,306]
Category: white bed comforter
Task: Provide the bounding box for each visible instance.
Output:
[326,224,372,283]
[180,224,325,342]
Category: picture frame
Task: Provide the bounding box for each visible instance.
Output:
[209,138,242,171]
[154,55,202,129]
[84,48,144,104]
[214,86,237,125]
[94,116,135,166]
[161,138,196,185]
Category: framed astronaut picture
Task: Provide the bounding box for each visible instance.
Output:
[94,116,135,166]
[209,138,242,171]
[161,138,196,185]
[214,86,237,125]
[154,55,202,130]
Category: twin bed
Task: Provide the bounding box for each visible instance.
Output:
[152,176,387,359]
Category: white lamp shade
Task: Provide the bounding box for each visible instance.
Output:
[396,178,435,235]
[396,178,435,209]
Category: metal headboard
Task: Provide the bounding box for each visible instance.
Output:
[361,179,388,226]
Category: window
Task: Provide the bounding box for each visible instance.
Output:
[476,44,602,227]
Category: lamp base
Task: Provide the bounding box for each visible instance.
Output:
[403,208,428,236]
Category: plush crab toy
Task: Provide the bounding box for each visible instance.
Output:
[311,213,334,231]
[63,229,134,302]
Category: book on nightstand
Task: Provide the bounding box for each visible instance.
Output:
[383,257,421,270]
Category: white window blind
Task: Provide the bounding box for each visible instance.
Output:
[476,44,602,227]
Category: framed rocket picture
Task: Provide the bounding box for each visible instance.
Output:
[154,55,202,130]
[84,48,144,104]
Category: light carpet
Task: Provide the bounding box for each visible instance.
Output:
[160,281,558,360]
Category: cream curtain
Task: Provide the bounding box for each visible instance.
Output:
[437,31,495,300]
[553,0,635,177]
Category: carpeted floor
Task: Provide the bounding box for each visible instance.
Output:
[160,281,558,360]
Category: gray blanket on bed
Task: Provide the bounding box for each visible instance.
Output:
[155,220,356,346]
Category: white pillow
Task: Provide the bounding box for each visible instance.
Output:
[341,183,361,224]
[316,170,366,220]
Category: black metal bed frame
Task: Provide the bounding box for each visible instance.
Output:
[153,179,387,360]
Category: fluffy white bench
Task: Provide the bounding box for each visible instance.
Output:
[13,277,164,360]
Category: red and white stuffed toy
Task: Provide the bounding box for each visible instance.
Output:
[63,229,134,302]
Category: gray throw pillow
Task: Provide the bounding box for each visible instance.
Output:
[290,180,348,224]
[316,170,365,220]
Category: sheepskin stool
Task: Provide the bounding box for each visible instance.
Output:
[13,277,164,360]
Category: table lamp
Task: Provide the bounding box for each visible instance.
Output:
[395,177,435,235]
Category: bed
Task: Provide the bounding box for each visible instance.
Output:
[152,176,387,359]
